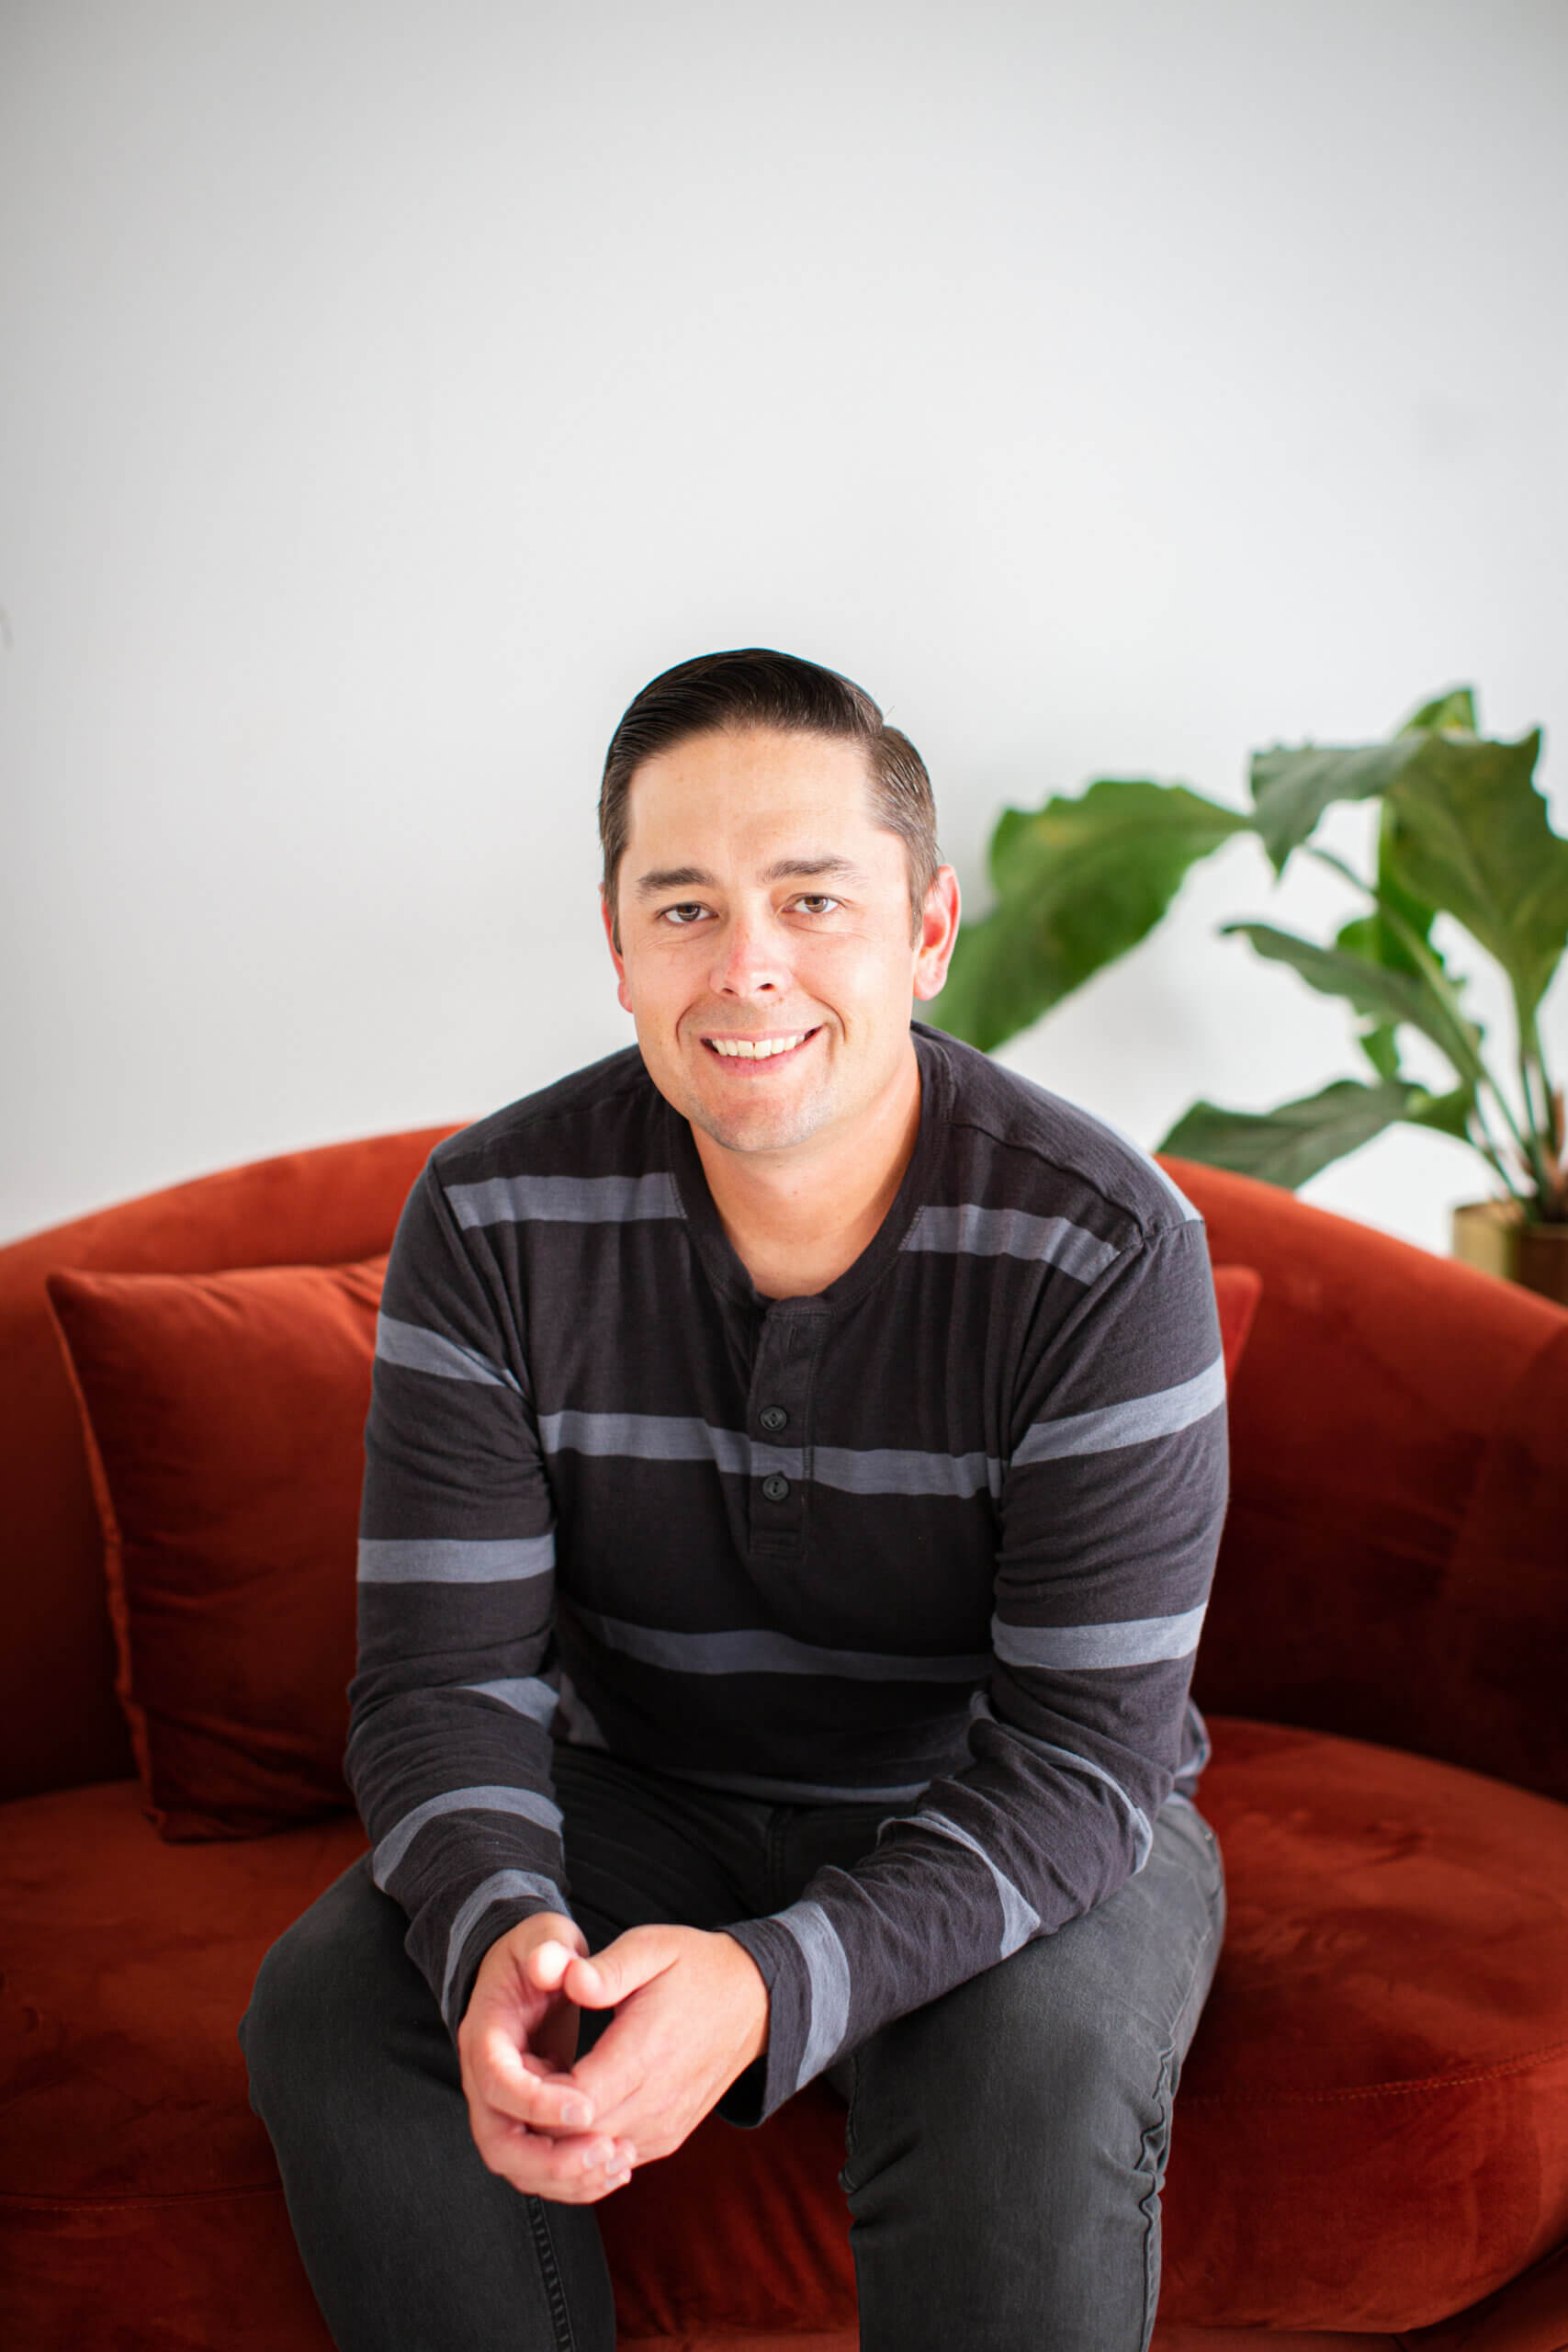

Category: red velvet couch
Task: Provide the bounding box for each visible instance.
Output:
[4,1127,1568,2352]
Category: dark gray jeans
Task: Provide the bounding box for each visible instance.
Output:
[240,1745,1224,2352]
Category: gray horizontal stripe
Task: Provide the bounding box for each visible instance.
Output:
[902,1204,1119,1283]
[539,1410,798,1476]
[973,1698,1153,1869]
[1013,1353,1226,1464]
[660,1761,939,1804]
[572,1605,990,1683]
[376,1312,521,1393]
[541,1411,996,1498]
[774,1899,852,2092]
[991,1601,1208,1670]
[357,1534,555,1585]
[814,1442,998,1499]
[906,1807,1041,1958]
[462,1676,559,1726]
[440,1869,568,2023]
[446,1171,682,1229]
[373,1783,564,1886]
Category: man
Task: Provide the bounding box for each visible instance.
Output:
[242,648,1227,2352]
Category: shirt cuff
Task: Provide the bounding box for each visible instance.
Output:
[439,1872,572,2039]
[716,1912,826,2124]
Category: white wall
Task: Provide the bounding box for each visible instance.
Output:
[5,0,1565,1251]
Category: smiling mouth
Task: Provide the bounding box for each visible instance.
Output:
[701,1028,821,1062]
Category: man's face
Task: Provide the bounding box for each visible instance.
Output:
[603,726,958,1163]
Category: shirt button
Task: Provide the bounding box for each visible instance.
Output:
[759,1405,788,1433]
[761,1472,791,1503]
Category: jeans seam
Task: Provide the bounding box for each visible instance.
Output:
[839,2047,863,2196]
[1137,1820,1225,2350]
[1137,2045,1174,2352]
[524,2195,579,2352]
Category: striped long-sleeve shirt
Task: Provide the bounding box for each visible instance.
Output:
[346,1023,1228,2123]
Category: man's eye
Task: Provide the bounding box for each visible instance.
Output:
[660,903,708,926]
[793,895,840,916]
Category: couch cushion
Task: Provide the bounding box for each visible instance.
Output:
[1161,1720,1568,2330]
[6,1719,1567,2339]
[1170,1157,1568,1812]
[46,1257,387,1839]
[0,1125,458,1809]
[601,1721,1568,2338]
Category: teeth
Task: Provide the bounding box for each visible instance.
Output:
[708,1033,809,1059]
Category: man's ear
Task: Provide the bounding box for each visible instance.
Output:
[600,889,633,1014]
[912,865,961,1001]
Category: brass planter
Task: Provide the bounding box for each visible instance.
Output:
[1451,1199,1568,1308]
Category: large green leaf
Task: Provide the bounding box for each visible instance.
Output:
[1222,922,1486,1090]
[1404,1084,1476,1142]
[1381,729,1568,1031]
[1355,1020,1404,1081]
[1247,684,1477,874]
[1250,704,1568,1038]
[1249,737,1429,874]
[1337,802,1442,983]
[1335,799,1457,1083]
[1157,1079,1423,1190]
[932,778,1248,1052]
[1402,686,1477,736]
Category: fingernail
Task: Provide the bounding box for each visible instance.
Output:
[561,2098,592,2128]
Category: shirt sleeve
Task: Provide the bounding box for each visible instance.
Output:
[718,1213,1227,2123]
[345,1160,571,2039]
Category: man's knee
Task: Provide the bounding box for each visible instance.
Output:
[240,1855,411,2123]
[848,1820,1223,2179]
[853,1931,1147,2163]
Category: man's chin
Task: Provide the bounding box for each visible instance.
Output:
[684,1089,830,1159]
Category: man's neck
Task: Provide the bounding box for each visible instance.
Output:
[691,1047,924,1301]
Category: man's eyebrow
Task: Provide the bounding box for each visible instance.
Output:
[634,866,715,898]
[632,854,868,899]
[761,854,867,885]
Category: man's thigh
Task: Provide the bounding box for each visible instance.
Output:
[837,1796,1224,2194]
[833,1797,1225,2348]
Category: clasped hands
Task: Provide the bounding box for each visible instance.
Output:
[457,1911,770,2204]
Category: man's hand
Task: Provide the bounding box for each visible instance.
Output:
[553,1926,770,2165]
[457,1912,638,2203]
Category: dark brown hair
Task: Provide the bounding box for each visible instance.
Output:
[598,648,940,944]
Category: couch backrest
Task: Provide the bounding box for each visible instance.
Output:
[3,1135,1563,1808]
[1169,1156,1568,1804]
[0,1127,457,1803]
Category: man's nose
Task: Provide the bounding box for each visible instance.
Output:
[709,910,786,997]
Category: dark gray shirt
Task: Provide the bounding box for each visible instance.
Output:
[348,1024,1228,2120]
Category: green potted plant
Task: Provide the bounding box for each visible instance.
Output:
[934,691,1568,1305]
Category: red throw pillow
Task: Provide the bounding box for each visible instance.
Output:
[1213,1261,1261,1385]
[46,1257,386,1841]
[45,1252,1263,1844]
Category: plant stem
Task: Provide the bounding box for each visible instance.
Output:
[1469,1096,1529,1205]
[1524,1011,1561,1137]
[1508,1026,1557,1207]
[1518,1048,1550,1171]
[1520,1012,1566,1217]
[1305,844,1546,1202]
